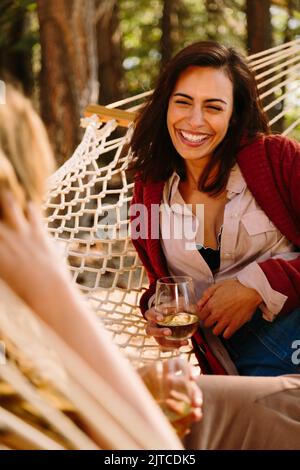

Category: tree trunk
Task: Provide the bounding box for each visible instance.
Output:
[37,0,99,166]
[160,0,181,69]
[245,0,282,131]
[246,0,272,54]
[95,0,123,105]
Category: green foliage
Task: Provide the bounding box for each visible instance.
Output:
[120,0,163,94]
[0,0,38,50]
[119,0,249,95]
[179,0,246,51]
[271,4,300,43]
[2,0,299,97]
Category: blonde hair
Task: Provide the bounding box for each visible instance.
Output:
[0,85,55,208]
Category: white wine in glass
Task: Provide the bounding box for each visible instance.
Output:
[154,276,199,341]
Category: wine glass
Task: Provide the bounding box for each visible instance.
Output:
[154,276,199,342]
[138,356,201,438]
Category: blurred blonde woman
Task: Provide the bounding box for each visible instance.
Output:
[0,86,200,449]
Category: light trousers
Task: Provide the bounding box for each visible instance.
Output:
[185,374,300,450]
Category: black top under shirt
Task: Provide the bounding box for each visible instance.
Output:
[196,226,222,273]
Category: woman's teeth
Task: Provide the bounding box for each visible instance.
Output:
[179,130,210,143]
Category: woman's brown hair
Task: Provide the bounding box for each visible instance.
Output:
[129,41,269,195]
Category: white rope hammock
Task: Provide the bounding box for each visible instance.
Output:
[45,39,300,367]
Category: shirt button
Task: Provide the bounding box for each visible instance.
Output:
[224,253,232,258]
[231,213,239,218]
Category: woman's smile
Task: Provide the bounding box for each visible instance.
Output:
[176,129,213,147]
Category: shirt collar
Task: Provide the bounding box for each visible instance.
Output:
[166,164,246,206]
[165,171,182,205]
[226,164,246,199]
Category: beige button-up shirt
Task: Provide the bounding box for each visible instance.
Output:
[158,165,298,321]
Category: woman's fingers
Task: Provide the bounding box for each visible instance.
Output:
[26,201,58,252]
[196,299,212,321]
[168,376,202,408]
[0,191,27,232]
[169,389,190,404]
[212,319,228,336]
[0,197,45,246]
[145,308,174,338]
[189,364,201,380]
[144,309,189,346]
[0,220,15,242]
[144,307,164,322]
[145,320,171,337]
[26,202,43,232]
[197,284,219,310]
[166,395,203,438]
[223,322,239,339]
[145,323,189,348]
[165,397,190,416]
[158,336,189,349]
[190,381,203,407]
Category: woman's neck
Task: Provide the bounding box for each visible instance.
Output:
[184,157,210,190]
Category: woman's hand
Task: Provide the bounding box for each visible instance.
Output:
[138,358,202,439]
[144,307,189,350]
[0,191,72,314]
[165,367,202,439]
[197,279,262,339]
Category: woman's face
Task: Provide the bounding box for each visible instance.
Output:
[167,66,234,162]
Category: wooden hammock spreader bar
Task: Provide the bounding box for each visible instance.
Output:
[85,104,137,127]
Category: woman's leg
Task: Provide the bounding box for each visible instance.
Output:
[222,307,300,376]
[184,374,300,450]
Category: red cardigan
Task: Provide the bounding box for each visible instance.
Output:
[130,134,300,374]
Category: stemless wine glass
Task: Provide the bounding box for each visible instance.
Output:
[154,276,199,342]
[138,356,201,438]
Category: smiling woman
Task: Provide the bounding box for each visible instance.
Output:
[167,66,233,166]
[128,40,300,377]
[129,41,269,195]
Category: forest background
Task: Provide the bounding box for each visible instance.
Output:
[0,0,299,165]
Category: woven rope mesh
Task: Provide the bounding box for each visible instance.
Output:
[44,40,300,368]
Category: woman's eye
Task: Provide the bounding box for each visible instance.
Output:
[206,106,222,111]
[175,100,191,105]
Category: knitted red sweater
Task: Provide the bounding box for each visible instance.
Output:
[130,134,300,373]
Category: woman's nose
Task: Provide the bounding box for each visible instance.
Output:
[188,106,205,127]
